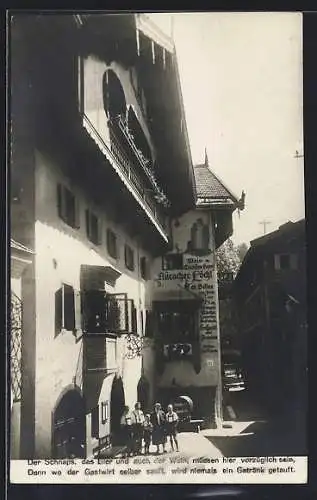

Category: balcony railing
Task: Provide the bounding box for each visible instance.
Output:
[82,113,170,242]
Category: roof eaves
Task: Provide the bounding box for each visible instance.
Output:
[135,14,175,53]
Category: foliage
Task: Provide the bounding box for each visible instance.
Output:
[237,242,248,262]
[216,238,248,277]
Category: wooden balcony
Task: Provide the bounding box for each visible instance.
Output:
[82,113,170,243]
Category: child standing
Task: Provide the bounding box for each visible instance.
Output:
[165,404,179,452]
[143,414,153,455]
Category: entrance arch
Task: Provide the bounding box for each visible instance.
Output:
[52,387,86,458]
[137,376,150,412]
[110,376,125,446]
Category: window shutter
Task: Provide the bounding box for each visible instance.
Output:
[55,284,75,333]
[74,290,82,333]
[97,217,102,246]
[55,287,63,336]
[74,196,81,229]
[63,284,75,331]
[127,299,133,333]
[132,304,138,334]
[57,183,65,220]
[85,209,90,239]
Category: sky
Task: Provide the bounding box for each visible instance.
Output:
[148,12,305,246]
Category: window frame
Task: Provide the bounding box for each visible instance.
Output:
[86,209,101,246]
[124,244,135,271]
[57,183,80,229]
[106,228,118,260]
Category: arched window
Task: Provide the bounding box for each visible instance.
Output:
[103,70,127,120]
[127,106,152,165]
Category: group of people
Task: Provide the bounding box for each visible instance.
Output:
[120,402,179,457]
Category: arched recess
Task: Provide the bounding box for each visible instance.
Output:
[110,375,125,446]
[127,105,153,164]
[52,387,86,458]
[137,376,150,412]
[103,69,127,119]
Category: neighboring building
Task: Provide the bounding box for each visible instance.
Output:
[146,155,244,427]
[233,220,307,430]
[10,13,243,459]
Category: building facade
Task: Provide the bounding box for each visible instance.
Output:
[233,220,307,440]
[10,13,243,459]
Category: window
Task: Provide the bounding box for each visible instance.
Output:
[82,291,137,335]
[107,229,117,259]
[57,184,80,228]
[86,209,101,245]
[125,244,135,271]
[162,253,183,270]
[55,284,81,336]
[91,406,99,438]
[101,402,109,424]
[140,256,147,280]
[157,311,196,341]
[103,70,126,119]
[274,253,298,271]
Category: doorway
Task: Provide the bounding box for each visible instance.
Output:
[53,388,86,458]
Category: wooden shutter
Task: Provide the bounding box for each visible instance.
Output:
[85,209,90,239]
[74,196,81,229]
[74,290,82,333]
[55,287,63,336]
[96,217,102,246]
[132,303,137,334]
[55,284,75,334]
[57,183,66,220]
[63,284,75,331]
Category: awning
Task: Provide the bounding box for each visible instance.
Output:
[80,264,121,288]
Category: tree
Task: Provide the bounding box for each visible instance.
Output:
[216,238,248,278]
[237,242,248,262]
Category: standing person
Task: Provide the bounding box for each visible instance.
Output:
[165,404,179,452]
[150,402,167,454]
[120,406,133,458]
[143,414,153,455]
[131,402,145,455]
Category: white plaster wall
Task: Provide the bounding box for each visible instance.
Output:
[10,402,21,459]
[151,209,221,389]
[83,55,155,161]
[11,278,22,299]
[34,149,152,456]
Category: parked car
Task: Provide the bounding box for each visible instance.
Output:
[222,363,245,392]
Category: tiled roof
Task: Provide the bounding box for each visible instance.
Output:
[194,163,238,202]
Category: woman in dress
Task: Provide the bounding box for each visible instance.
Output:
[150,402,166,454]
